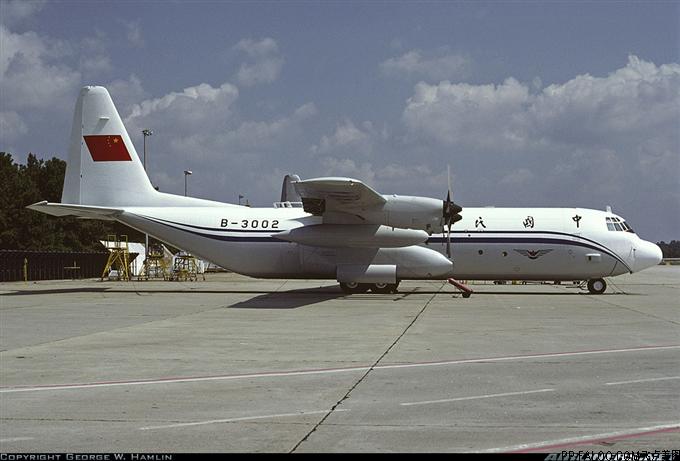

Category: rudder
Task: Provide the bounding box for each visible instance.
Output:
[62,86,157,206]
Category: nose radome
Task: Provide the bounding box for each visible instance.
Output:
[634,241,663,272]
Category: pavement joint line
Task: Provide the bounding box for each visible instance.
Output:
[139,409,349,431]
[605,375,680,386]
[480,422,680,453]
[400,388,556,406]
[584,286,680,326]
[2,344,679,393]
[288,280,447,453]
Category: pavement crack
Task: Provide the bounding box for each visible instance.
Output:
[288,281,446,453]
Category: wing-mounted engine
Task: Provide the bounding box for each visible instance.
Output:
[292,177,462,235]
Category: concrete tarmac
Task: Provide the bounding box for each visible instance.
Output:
[1,266,678,453]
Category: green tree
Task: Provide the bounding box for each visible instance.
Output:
[0,152,143,251]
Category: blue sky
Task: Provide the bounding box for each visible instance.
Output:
[1,0,679,241]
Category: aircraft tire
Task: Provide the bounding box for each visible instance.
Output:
[587,278,607,294]
[340,282,370,294]
[370,282,399,294]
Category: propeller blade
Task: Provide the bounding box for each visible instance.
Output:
[447,164,452,198]
[446,222,452,258]
[442,163,460,259]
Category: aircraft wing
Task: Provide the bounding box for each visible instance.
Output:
[27,201,123,220]
[292,177,386,215]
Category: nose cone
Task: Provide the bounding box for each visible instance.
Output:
[634,240,663,272]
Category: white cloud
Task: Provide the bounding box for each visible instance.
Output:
[233,37,284,87]
[380,48,471,81]
[125,82,240,133]
[312,119,387,157]
[400,55,680,235]
[0,0,46,26]
[122,81,318,199]
[107,75,148,115]
[123,19,144,47]
[0,110,28,142]
[0,25,81,111]
[403,56,680,155]
[403,77,531,150]
[81,54,112,77]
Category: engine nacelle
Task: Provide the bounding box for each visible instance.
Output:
[359,195,445,234]
[337,264,396,283]
[330,245,453,282]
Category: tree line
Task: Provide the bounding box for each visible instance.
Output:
[1,152,143,252]
[1,151,679,258]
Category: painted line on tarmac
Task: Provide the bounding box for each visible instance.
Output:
[481,422,680,453]
[0,437,35,443]
[605,375,680,386]
[400,388,555,406]
[2,344,678,394]
[139,409,348,431]
[375,344,680,372]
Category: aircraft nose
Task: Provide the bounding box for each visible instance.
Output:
[634,240,663,272]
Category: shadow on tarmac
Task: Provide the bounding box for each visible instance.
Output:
[2,285,629,299]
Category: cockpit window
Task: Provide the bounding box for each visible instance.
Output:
[606,217,635,233]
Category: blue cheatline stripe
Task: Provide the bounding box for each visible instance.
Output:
[132,214,631,271]
[135,214,279,242]
[140,215,284,233]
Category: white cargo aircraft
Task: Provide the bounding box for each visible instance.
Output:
[29,86,662,295]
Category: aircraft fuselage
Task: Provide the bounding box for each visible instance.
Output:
[115,204,660,282]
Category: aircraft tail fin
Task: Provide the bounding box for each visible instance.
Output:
[280,174,302,202]
[61,86,158,207]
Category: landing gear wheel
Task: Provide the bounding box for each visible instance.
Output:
[587,278,607,294]
[339,282,370,294]
[370,282,399,294]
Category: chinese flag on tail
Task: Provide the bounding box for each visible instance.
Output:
[84,135,132,161]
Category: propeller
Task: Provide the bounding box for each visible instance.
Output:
[442,165,463,258]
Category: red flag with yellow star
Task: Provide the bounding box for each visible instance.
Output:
[83,135,132,161]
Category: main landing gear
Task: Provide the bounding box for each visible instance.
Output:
[586,278,607,294]
[339,281,399,294]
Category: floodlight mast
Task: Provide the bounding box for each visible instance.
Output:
[142,129,153,259]
[184,170,192,197]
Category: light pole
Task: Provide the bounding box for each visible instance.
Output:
[142,129,153,170]
[184,170,192,196]
[142,129,153,260]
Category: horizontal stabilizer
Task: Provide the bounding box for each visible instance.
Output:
[27,201,123,220]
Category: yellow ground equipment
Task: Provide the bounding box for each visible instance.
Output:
[171,253,205,281]
[139,242,169,280]
[101,235,131,281]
